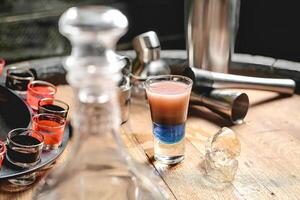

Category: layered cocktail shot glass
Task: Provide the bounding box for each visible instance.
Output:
[145,75,193,164]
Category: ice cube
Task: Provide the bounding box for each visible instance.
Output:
[204,127,240,183]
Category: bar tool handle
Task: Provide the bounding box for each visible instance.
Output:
[193,68,296,95]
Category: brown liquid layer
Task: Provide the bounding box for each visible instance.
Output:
[146,81,191,125]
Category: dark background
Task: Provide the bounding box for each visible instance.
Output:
[236,0,300,62]
[1,0,300,63]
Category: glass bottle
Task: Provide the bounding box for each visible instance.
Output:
[33,6,166,200]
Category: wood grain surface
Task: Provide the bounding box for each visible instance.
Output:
[1,86,300,200]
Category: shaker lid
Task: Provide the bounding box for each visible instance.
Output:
[132,31,161,63]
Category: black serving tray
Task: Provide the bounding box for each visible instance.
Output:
[0,125,69,179]
[0,85,31,139]
[0,85,70,180]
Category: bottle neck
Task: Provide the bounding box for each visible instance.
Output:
[72,42,107,58]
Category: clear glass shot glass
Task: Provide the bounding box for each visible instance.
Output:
[0,140,7,168]
[27,81,57,110]
[32,113,66,150]
[5,67,35,99]
[38,98,69,119]
[6,128,44,168]
[144,75,193,164]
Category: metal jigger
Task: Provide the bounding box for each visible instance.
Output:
[190,90,249,124]
[174,65,295,123]
[168,60,250,124]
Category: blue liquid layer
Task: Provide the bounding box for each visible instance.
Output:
[153,122,185,144]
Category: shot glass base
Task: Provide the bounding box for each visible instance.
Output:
[154,154,184,165]
[153,135,185,165]
[43,144,61,151]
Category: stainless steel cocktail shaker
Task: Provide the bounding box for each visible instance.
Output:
[132,31,170,80]
[186,0,240,73]
[131,31,170,98]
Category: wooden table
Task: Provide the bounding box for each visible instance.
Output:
[1,86,300,200]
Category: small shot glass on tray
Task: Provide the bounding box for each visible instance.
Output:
[5,66,35,99]
[32,113,66,150]
[0,140,7,169]
[38,98,69,119]
[6,128,44,168]
[27,81,57,111]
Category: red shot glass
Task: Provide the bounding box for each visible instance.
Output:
[0,140,7,169]
[27,81,57,110]
[32,114,66,150]
[0,58,5,76]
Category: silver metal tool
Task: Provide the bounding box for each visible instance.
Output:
[192,68,295,95]
[186,0,240,73]
[190,89,249,124]
[132,31,170,80]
